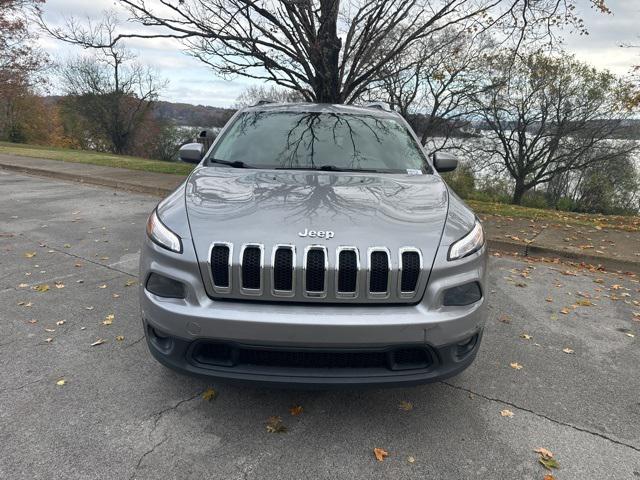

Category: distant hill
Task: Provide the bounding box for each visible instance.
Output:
[44,96,236,129]
[152,101,235,128]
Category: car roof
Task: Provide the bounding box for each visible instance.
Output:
[241,102,400,119]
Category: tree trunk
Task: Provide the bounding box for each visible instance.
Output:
[512,179,527,204]
[312,0,342,103]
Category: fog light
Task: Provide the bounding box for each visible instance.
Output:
[146,273,185,299]
[443,282,482,306]
[456,333,479,358]
[148,325,173,352]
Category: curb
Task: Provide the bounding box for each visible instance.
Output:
[488,239,639,274]
[0,162,175,197]
[2,161,638,274]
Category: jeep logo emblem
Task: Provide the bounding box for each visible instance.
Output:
[298,228,334,239]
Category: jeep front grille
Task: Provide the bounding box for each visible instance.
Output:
[206,243,425,303]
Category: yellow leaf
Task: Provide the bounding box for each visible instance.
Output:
[24,252,37,258]
[102,314,114,326]
[34,284,50,292]
[562,347,574,354]
[56,378,66,386]
[510,362,523,370]
[545,297,553,302]
[54,281,65,289]
[373,448,389,462]
[98,284,107,289]
[18,283,29,288]
[575,299,592,307]
[202,387,218,401]
[125,280,137,287]
[115,335,125,341]
[560,308,570,315]
[500,409,514,417]
[91,338,105,346]
[399,400,414,411]
[520,333,532,340]
[266,416,286,433]
[407,456,415,464]
[289,405,303,416]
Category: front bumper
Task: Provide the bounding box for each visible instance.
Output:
[144,321,483,387]
[139,235,487,387]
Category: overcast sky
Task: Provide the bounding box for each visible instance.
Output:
[39,0,640,108]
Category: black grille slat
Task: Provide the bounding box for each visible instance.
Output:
[369,251,389,293]
[242,247,261,290]
[338,250,358,293]
[273,248,293,291]
[306,249,325,292]
[210,245,230,287]
[401,251,420,292]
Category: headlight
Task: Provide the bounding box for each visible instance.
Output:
[146,209,182,253]
[448,220,484,260]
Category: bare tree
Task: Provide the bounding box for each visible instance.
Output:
[40,0,609,105]
[56,14,166,154]
[373,28,494,150]
[468,51,639,204]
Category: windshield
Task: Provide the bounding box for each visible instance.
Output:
[208,111,429,173]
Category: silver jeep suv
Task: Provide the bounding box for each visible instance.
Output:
[140,102,487,387]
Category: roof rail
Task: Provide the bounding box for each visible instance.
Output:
[252,99,273,106]
[363,101,392,112]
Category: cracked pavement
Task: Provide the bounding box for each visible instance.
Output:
[1,171,639,479]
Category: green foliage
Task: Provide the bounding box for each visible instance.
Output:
[440,163,475,198]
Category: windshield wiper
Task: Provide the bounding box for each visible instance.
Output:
[276,165,383,173]
[209,158,252,169]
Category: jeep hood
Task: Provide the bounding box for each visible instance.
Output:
[185,167,449,266]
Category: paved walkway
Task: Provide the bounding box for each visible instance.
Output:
[1,153,638,272]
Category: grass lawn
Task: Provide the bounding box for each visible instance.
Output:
[469,199,640,232]
[0,142,193,176]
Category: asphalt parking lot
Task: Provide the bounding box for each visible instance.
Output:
[1,170,639,479]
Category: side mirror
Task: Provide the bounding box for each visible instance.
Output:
[433,151,458,172]
[178,143,204,164]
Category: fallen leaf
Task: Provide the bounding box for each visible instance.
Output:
[54,281,65,289]
[515,282,527,288]
[55,378,66,386]
[74,262,83,267]
[112,293,120,299]
[98,284,107,289]
[510,362,523,370]
[562,347,574,354]
[373,447,389,462]
[407,456,415,464]
[543,475,556,480]
[500,409,514,417]
[626,333,635,338]
[499,314,511,324]
[560,308,570,315]
[34,284,50,292]
[45,337,53,343]
[102,314,114,326]
[289,405,304,416]
[85,306,94,310]
[520,333,532,340]
[24,252,37,258]
[115,335,125,341]
[545,297,553,302]
[91,338,105,346]
[44,328,55,333]
[125,280,137,287]
[575,299,592,307]
[28,319,37,324]
[266,416,286,433]
[534,447,554,458]
[64,244,71,248]
[202,387,218,401]
[18,283,29,288]
[539,456,560,470]
[56,320,66,326]
[399,400,414,411]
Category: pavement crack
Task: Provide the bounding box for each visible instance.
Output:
[441,381,640,453]
[129,391,201,479]
[125,335,145,349]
